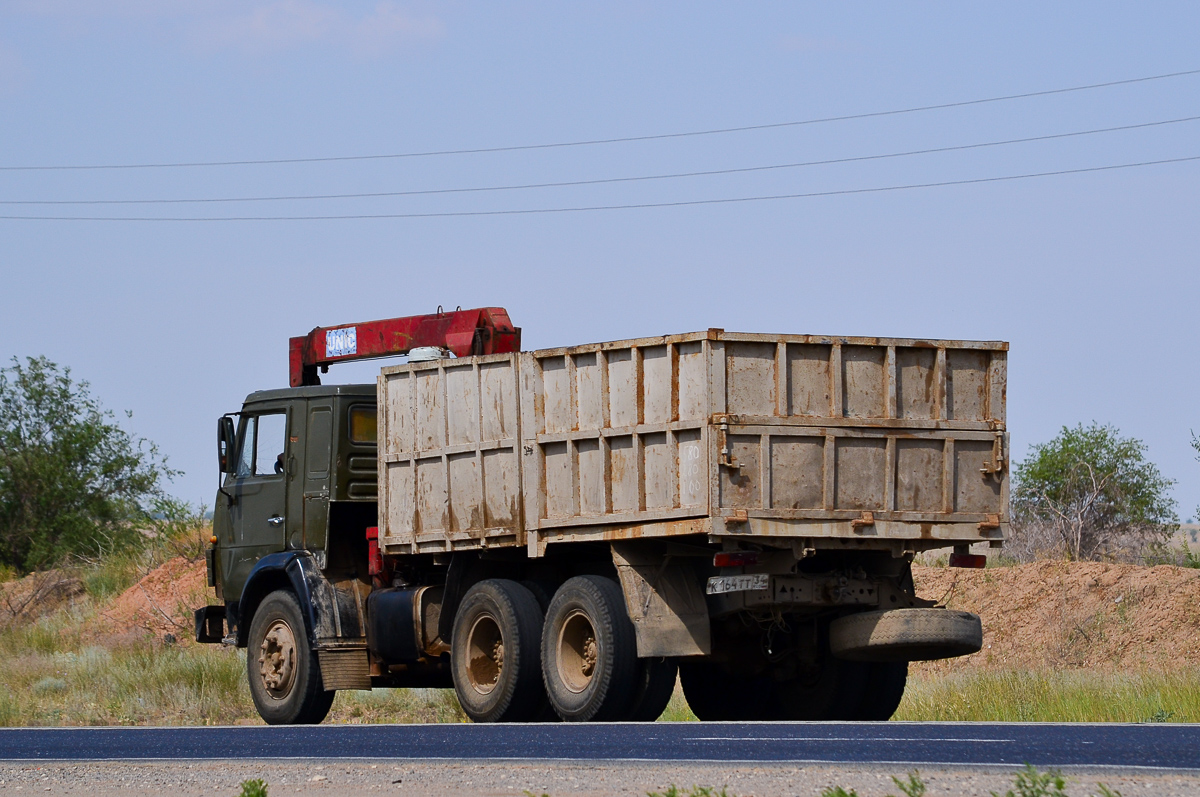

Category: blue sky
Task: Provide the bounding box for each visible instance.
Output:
[2,2,1198,517]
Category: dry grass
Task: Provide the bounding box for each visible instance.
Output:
[0,611,470,726]
[5,524,1200,726]
[896,668,1200,723]
[5,601,1200,725]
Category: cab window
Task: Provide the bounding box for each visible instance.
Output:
[236,413,287,477]
[348,405,377,444]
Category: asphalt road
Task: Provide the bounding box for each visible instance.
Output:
[2,723,1199,770]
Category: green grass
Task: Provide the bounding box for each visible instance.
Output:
[659,681,698,722]
[0,634,252,726]
[896,668,1200,722]
[332,688,469,724]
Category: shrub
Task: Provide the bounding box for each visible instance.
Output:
[238,779,268,797]
[0,356,177,571]
[991,764,1067,797]
[1010,423,1176,561]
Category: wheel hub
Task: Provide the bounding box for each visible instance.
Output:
[258,619,297,698]
[557,610,599,694]
[465,614,504,695]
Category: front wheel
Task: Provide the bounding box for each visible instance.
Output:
[246,590,334,725]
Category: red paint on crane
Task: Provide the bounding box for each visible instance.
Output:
[288,307,521,387]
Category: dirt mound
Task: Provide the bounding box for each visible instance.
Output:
[912,561,1200,673]
[95,556,208,644]
[0,569,85,629]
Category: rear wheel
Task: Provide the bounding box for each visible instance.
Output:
[541,576,638,722]
[678,660,772,721]
[628,656,679,722]
[451,579,546,723]
[848,661,908,720]
[771,655,861,721]
[246,590,334,725]
[519,579,559,723]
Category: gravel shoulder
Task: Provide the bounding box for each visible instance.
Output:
[3,760,1200,796]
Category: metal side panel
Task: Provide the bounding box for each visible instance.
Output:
[711,423,1006,539]
[377,331,1008,552]
[378,353,524,554]
[707,335,1008,543]
[519,340,712,542]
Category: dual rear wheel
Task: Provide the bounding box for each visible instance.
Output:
[678,648,908,722]
[451,576,677,723]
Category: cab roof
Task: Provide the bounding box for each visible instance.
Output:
[243,384,376,404]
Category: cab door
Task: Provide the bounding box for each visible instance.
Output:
[222,404,291,601]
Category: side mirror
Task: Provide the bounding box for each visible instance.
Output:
[217,416,237,474]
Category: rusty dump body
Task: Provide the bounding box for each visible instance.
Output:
[377,329,1008,558]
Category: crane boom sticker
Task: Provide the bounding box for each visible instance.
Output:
[325,327,357,358]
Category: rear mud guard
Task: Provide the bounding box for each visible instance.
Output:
[611,541,711,657]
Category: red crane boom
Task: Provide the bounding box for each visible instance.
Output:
[288,307,521,387]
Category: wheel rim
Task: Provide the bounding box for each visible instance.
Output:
[557,609,599,694]
[465,613,504,695]
[258,618,298,699]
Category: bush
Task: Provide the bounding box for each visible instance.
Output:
[1009,423,1176,561]
[0,356,177,571]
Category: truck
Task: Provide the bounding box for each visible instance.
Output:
[196,307,1006,724]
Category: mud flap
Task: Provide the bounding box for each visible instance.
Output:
[318,648,372,690]
[611,542,711,657]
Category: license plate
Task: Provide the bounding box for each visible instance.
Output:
[706,574,769,595]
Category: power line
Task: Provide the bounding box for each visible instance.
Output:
[2,154,1195,221]
[4,115,1198,206]
[2,68,1198,172]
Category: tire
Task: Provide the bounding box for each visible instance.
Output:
[541,576,638,722]
[520,579,560,723]
[520,580,554,613]
[830,608,982,662]
[678,660,772,721]
[848,661,908,721]
[246,590,335,725]
[628,657,679,722]
[771,655,868,721]
[451,579,546,723]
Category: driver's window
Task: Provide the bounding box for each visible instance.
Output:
[254,414,287,476]
[236,413,287,477]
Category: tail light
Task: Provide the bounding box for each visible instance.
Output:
[714,551,760,567]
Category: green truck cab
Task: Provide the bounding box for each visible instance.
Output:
[210,385,377,606]
[200,385,401,723]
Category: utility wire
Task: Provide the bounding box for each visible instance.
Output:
[2,154,1195,221]
[2,67,1198,172]
[1,115,1197,206]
